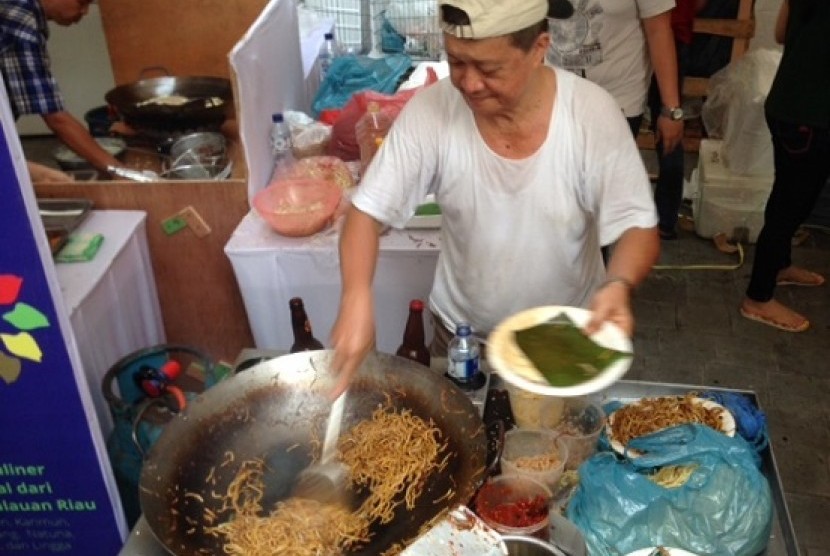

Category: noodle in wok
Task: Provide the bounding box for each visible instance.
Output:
[208,403,448,554]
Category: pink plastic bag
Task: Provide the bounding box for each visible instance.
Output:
[327,68,438,161]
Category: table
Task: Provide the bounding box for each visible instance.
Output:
[55,210,165,440]
[224,210,440,353]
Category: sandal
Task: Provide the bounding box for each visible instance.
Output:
[739,307,810,332]
[776,269,825,287]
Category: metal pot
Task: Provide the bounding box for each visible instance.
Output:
[139,350,488,555]
[104,75,232,132]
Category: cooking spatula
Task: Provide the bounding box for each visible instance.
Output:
[291,390,350,504]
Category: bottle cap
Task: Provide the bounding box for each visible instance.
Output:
[456,323,472,336]
[409,299,424,311]
[272,113,284,123]
[324,32,334,40]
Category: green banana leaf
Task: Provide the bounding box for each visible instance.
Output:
[513,312,632,387]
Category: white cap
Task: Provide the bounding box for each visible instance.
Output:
[440,0,549,39]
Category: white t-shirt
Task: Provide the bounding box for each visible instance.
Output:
[546,0,675,116]
[352,67,657,336]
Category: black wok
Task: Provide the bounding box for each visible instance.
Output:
[105,76,232,131]
[138,350,488,555]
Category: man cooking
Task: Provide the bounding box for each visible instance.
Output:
[330,0,660,398]
[0,0,124,179]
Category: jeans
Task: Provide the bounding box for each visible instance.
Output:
[648,41,690,236]
[745,116,830,301]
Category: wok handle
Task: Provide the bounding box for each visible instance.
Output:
[138,66,171,79]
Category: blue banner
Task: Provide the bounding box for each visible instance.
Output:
[0,109,125,550]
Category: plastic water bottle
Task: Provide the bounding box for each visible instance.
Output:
[270,112,294,179]
[446,322,485,391]
[319,32,339,82]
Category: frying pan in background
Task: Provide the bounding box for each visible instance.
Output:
[139,350,488,555]
[105,75,232,132]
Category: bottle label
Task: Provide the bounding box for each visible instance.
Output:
[448,357,479,382]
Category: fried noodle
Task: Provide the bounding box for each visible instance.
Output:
[611,394,726,446]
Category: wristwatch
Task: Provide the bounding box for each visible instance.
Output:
[660,105,684,121]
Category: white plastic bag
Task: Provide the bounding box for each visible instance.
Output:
[701,49,782,176]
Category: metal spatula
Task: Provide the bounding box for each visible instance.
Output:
[291,390,350,504]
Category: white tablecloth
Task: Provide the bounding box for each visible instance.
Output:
[55,210,165,439]
[224,211,440,353]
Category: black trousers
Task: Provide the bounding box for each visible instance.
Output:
[746,115,830,302]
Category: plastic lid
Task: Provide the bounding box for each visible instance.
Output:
[272,113,284,123]
[409,299,424,311]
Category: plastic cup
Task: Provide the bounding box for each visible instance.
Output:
[552,397,606,470]
[474,474,552,541]
[504,381,565,429]
[500,428,568,491]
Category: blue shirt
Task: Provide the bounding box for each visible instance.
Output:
[0,0,64,119]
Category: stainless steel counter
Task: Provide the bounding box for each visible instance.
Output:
[118,361,799,556]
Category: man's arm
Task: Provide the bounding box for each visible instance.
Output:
[329,204,384,398]
[774,0,789,45]
[585,226,660,337]
[42,111,122,176]
[643,11,684,154]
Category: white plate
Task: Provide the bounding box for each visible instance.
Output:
[486,306,633,397]
[405,194,442,229]
[606,396,736,457]
[624,547,700,556]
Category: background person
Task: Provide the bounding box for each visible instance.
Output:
[329,0,660,398]
[647,0,707,240]
[0,0,124,178]
[740,0,829,332]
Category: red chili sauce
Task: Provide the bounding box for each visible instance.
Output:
[475,485,549,528]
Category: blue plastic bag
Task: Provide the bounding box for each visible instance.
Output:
[567,424,773,556]
[311,53,412,117]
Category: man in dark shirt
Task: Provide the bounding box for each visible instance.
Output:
[1,0,122,178]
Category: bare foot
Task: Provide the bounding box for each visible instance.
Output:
[740,298,809,332]
[776,266,825,287]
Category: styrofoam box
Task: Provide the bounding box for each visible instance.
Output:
[693,139,773,243]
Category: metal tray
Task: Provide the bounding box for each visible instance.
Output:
[551,379,798,556]
[37,198,93,232]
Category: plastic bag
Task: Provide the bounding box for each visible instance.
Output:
[311,53,412,118]
[567,424,773,556]
[327,67,439,161]
[701,49,782,176]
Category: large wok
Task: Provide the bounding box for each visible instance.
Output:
[105,75,232,131]
[139,350,489,555]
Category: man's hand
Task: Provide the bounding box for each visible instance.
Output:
[584,278,634,338]
[656,115,684,155]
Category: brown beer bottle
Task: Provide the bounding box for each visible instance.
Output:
[289,297,324,352]
[396,299,431,367]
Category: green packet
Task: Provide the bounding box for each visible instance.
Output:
[414,202,441,216]
[513,312,632,387]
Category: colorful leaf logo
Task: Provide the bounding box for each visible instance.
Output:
[0,274,50,384]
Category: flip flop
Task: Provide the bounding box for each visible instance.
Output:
[739,307,810,332]
[776,270,825,287]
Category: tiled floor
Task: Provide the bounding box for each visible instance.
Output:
[22,135,830,554]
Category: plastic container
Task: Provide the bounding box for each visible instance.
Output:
[501,428,567,491]
[553,397,606,470]
[474,474,552,541]
[355,101,393,174]
[253,177,342,237]
[504,381,565,429]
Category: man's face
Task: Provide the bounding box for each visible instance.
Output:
[42,0,93,26]
[444,32,549,117]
